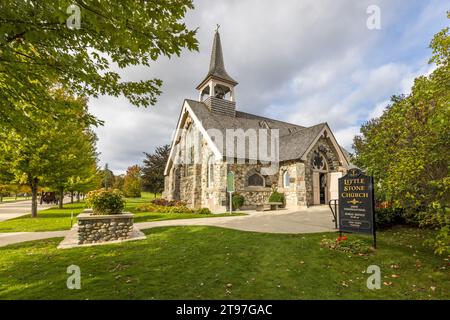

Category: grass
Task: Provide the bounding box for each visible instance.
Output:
[0,196,29,203]
[0,192,243,233]
[0,226,448,299]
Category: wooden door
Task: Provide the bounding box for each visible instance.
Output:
[329,172,342,200]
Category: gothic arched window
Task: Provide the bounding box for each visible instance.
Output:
[207,155,214,187]
[311,150,327,171]
[248,173,264,187]
[283,171,290,188]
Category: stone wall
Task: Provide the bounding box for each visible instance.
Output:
[278,161,307,208]
[77,212,134,244]
[228,162,276,208]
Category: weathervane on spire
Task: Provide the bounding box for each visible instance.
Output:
[215,24,220,32]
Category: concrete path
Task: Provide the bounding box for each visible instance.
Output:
[0,206,336,248]
[136,205,336,234]
[0,197,72,222]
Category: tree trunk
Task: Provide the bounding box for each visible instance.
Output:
[71,191,74,203]
[31,178,38,218]
[76,192,80,202]
[59,187,64,209]
[40,192,43,205]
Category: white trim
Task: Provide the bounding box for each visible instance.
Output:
[164,100,223,175]
[300,124,349,167]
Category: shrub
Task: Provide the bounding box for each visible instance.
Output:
[269,191,285,204]
[136,203,164,212]
[151,198,170,206]
[150,198,187,207]
[86,189,125,215]
[195,208,211,215]
[375,207,405,229]
[136,203,194,214]
[232,194,245,210]
[168,206,193,214]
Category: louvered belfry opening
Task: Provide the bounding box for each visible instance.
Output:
[196,28,238,117]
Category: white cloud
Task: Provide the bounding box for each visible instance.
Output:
[87,0,446,173]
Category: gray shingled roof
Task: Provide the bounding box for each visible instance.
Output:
[196,30,238,89]
[186,99,329,162]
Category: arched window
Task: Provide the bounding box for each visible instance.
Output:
[248,173,264,187]
[207,155,214,187]
[311,150,327,171]
[283,171,290,188]
[185,126,195,164]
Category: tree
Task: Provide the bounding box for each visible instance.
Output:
[44,128,98,208]
[0,0,198,132]
[112,174,125,191]
[353,12,450,255]
[0,89,99,217]
[123,165,142,198]
[142,145,170,197]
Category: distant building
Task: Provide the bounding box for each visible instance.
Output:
[163,30,350,212]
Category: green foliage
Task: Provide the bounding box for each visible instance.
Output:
[353,13,450,254]
[320,236,372,255]
[0,89,99,215]
[136,203,193,214]
[0,0,198,132]
[136,200,211,214]
[195,208,212,215]
[232,194,245,210]
[269,191,285,204]
[151,198,186,207]
[123,165,142,197]
[375,208,406,229]
[86,189,125,215]
[168,206,193,214]
[142,145,170,195]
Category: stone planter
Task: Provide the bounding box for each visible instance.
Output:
[77,210,134,244]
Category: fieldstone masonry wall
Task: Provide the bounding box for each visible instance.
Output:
[77,212,134,244]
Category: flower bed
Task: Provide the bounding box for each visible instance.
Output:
[320,236,372,255]
[137,199,211,215]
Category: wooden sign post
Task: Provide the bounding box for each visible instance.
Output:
[338,168,376,248]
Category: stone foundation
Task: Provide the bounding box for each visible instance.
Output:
[77,211,134,244]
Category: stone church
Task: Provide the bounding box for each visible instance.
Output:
[163,30,351,212]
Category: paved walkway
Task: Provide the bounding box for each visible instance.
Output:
[0,206,336,248]
[0,198,72,222]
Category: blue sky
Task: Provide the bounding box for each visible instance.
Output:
[89,0,449,174]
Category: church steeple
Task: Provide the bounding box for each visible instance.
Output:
[197,27,237,109]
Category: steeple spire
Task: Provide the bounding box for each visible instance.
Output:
[196,29,238,90]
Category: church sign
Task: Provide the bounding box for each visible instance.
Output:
[227,171,235,213]
[338,168,376,247]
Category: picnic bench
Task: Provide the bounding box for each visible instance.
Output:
[255,202,284,212]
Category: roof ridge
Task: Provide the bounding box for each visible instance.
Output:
[235,111,305,128]
[278,123,326,139]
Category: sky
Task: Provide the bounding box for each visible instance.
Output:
[88,0,449,174]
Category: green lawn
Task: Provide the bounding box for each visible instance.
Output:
[0,196,29,203]
[0,192,243,232]
[0,226,448,299]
